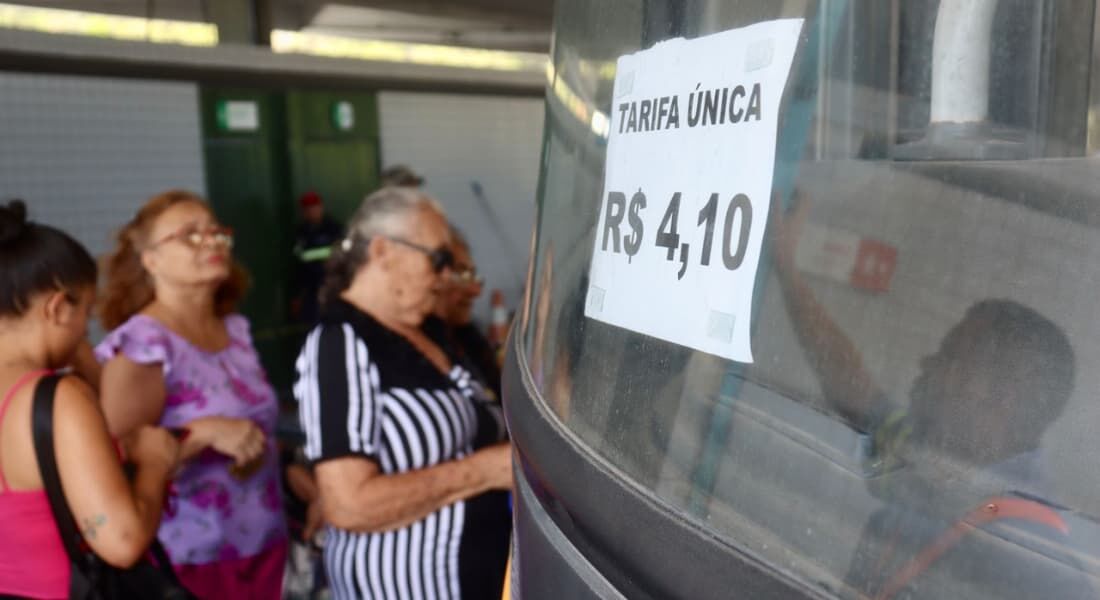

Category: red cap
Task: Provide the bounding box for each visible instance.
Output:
[299,191,322,208]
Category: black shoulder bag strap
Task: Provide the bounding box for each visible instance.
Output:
[30,374,100,599]
[31,375,191,600]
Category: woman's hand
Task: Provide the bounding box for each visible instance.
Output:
[470,442,513,491]
[188,416,266,466]
[122,424,181,473]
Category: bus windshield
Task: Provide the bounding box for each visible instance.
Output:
[522,0,1100,597]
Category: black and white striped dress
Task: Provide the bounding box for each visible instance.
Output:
[294,300,510,600]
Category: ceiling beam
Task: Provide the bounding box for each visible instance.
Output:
[0,28,546,95]
[299,0,552,31]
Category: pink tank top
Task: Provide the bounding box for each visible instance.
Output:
[0,370,70,599]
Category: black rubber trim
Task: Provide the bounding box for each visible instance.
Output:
[512,465,628,599]
[502,333,829,600]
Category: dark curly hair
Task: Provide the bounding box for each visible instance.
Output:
[0,199,97,318]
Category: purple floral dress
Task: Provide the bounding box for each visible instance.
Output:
[96,314,287,566]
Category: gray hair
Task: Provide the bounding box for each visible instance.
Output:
[319,186,445,307]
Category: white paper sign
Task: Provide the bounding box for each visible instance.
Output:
[585,19,803,363]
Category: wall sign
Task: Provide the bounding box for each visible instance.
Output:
[584,19,803,363]
[215,100,259,132]
[332,100,355,131]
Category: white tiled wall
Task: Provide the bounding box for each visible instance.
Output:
[0,71,206,257]
[378,91,545,324]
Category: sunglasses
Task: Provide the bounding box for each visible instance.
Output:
[151,225,234,250]
[385,236,455,273]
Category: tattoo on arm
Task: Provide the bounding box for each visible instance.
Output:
[81,514,107,540]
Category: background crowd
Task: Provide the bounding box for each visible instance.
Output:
[0,170,513,600]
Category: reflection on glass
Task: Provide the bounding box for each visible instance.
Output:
[523,0,1100,597]
[773,193,1089,598]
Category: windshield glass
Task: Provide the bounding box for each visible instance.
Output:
[523,0,1100,597]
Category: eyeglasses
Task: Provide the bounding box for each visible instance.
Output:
[384,236,455,273]
[446,268,483,286]
[151,225,234,250]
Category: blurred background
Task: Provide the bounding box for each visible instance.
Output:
[0,0,556,395]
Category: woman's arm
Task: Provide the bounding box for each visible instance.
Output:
[304,322,512,533]
[100,356,265,465]
[286,463,325,540]
[99,355,165,438]
[286,463,318,503]
[315,442,513,533]
[53,376,179,567]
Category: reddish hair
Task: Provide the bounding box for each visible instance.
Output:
[99,190,249,330]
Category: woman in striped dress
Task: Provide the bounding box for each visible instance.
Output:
[295,186,513,600]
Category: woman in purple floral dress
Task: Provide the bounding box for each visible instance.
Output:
[95,190,287,599]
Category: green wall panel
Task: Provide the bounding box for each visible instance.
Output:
[286,90,381,223]
[200,88,299,395]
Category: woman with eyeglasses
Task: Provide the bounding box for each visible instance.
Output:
[426,228,503,401]
[295,186,513,600]
[95,190,287,599]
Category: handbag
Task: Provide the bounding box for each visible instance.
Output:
[31,375,196,600]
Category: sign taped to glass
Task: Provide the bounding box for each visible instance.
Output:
[585,18,804,363]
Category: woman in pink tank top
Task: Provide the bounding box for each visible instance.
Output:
[0,200,181,599]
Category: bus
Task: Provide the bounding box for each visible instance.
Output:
[505,1,1100,598]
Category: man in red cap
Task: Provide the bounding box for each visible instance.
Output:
[292,190,343,324]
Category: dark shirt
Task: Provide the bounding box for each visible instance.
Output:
[293,216,343,324]
[424,317,503,401]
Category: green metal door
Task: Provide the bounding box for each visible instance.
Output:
[199,88,381,397]
[200,88,299,395]
[286,90,381,223]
